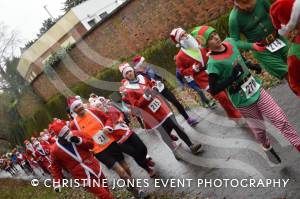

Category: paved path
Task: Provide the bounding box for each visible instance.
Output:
[2,83,299,198]
[103,83,300,199]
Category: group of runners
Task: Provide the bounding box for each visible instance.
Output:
[3,0,300,198]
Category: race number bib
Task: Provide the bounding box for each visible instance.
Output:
[156,81,165,92]
[148,98,161,112]
[266,39,286,52]
[93,130,109,145]
[184,76,194,83]
[241,76,260,99]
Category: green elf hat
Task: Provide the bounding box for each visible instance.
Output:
[191,26,216,47]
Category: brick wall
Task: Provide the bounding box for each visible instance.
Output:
[32,0,232,101]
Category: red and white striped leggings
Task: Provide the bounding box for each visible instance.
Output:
[238,89,300,149]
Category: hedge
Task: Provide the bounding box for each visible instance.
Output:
[20,13,232,137]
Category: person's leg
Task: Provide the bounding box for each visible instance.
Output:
[157,120,177,151]
[169,117,193,147]
[257,89,300,150]
[212,91,241,119]
[188,82,210,104]
[86,175,114,199]
[238,103,270,148]
[120,134,149,172]
[161,87,190,120]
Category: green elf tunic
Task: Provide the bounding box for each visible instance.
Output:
[207,38,262,108]
[229,0,288,79]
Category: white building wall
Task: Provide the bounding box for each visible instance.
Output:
[72,0,126,30]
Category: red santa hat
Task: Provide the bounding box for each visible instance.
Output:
[132,55,145,69]
[119,63,134,77]
[67,96,83,112]
[170,27,185,44]
[270,0,300,35]
[48,120,69,137]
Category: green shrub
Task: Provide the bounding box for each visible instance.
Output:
[21,117,38,138]
[32,107,52,132]
[45,94,68,120]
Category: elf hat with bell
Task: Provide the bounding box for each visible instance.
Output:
[270,0,300,35]
[191,26,216,48]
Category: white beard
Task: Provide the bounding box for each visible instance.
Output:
[180,35,199,50]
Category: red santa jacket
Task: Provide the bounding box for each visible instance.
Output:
[106,105,133,144]
[50,130,103,185]
[120,74,172,129]
[175,48,210,90]
[33,142,51,170]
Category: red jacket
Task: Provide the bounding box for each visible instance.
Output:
[50,130,103,185]
[33,142,51,171]
[106,105,133,144]
[175,48,209,90]
[120,75,172,129]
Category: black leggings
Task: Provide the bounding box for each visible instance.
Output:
[157,116,193,150]
[119,133,149,172]
[161,87,189,120]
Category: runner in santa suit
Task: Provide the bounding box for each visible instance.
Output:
[132,55,199,127]
[48,120,114,199]
[98,98,156,177]
[229,0,289,81]
[170,27,242,123]
[16,151,34,175]
[119,63,203,159]
[32,139,52,175]
[24,140,41,170]
[68,96,148,199]
[200,25,300,164]
[270,0,300,98]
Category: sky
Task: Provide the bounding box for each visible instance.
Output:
[0,0,65,47]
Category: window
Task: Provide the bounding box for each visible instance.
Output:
[99,12,108,19]
[87,19,96,27]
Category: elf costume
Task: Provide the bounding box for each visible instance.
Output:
[270,0,300,98]
[229,0,289,80]
[196,26,300,160]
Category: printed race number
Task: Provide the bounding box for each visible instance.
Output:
[266,39,286,53]
[93,130,109,145]
[241,76,260,99]
[148,98,161,112]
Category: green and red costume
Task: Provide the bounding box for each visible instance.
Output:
[229,0,289,79]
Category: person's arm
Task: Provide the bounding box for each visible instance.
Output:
[91,108,113,131]
[229,10,254,50]
[241,55,262,74]
[208,63,244,95]
[262,0,271,11]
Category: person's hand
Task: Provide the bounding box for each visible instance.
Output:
[232,60,243,79]
[103,128,113,134]
[144,88,152,98]
[252,42,266,52]
[192,63,200,72]
[69,136,80,144]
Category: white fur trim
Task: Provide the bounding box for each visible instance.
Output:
[58,125,69,137]
[103,126,113,131]
[134,57,145,69]
[70,100,82,112]
[279,0,300,35]
[122,66,134,77]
